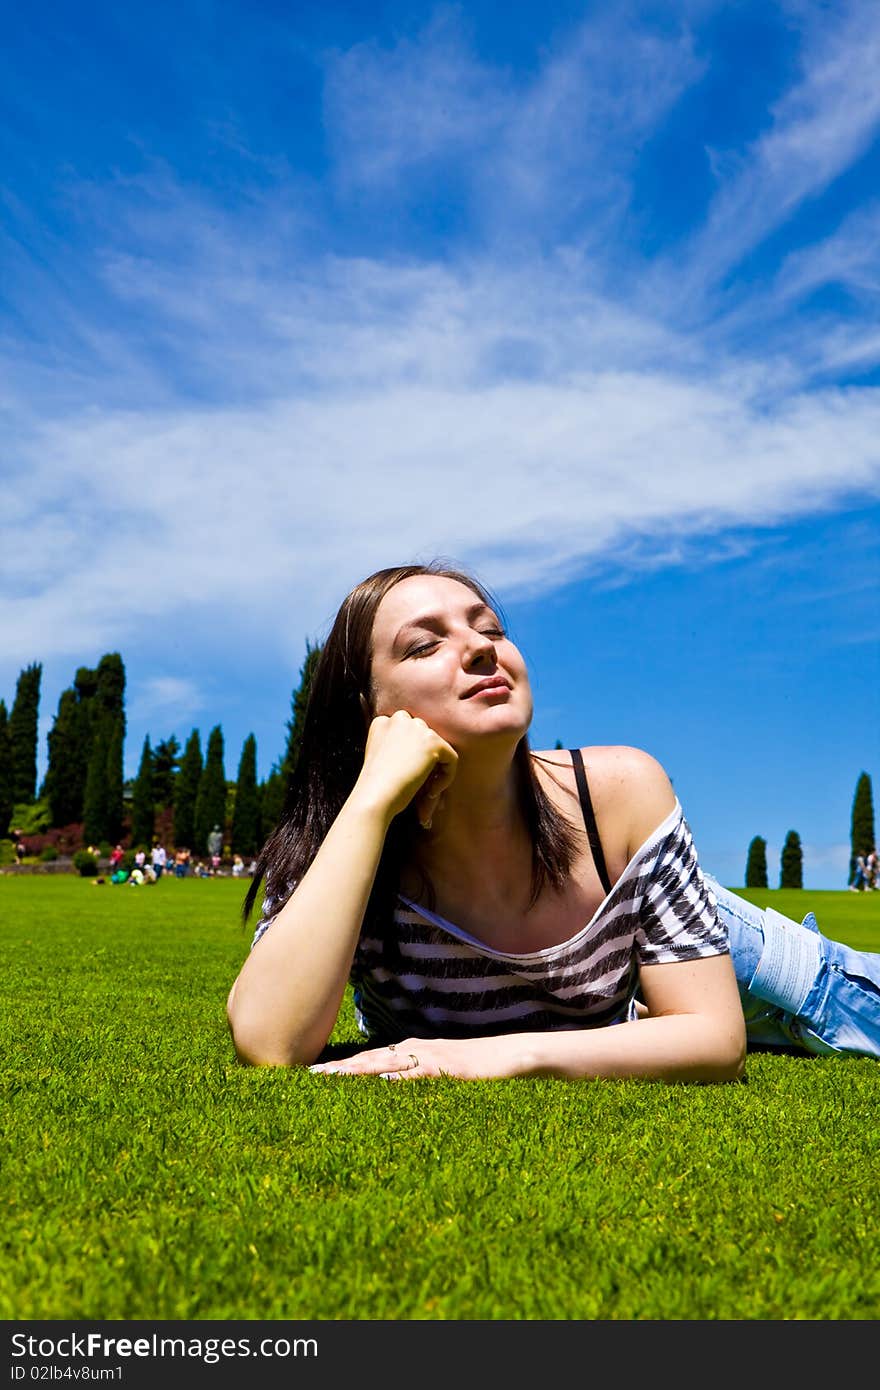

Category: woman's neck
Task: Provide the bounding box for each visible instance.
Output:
[408,743,535,906]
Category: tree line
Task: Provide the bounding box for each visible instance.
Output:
[743,771,875,889]
[0,642,323,859]
[0,653,875,877]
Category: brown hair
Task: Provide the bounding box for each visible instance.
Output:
[242,560,579,932]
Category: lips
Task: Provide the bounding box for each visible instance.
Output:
[462,676,512,699]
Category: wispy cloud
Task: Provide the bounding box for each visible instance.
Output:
[775,202,880,302]
[2,1,880,684]
[323,6,704,240]
[128,676,206,724]
[669,3,880,299]
[3,249,879,671]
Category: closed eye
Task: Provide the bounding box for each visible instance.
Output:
[407,627,505,657]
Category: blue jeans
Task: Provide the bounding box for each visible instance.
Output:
[705,875,880,1059]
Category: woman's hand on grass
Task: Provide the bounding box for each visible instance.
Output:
[308,1035,523,1081]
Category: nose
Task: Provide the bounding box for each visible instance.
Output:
[462,628,497,669]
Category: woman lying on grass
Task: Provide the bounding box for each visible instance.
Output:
[227,561,880,1080]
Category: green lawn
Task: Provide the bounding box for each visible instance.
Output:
[1,875,878,1321]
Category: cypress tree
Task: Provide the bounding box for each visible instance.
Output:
[194,725,226,856]
[131,735,155,849]
[152,735,181,810]
[259,763,285,844]
[95,654,126,725]
[70,667,100,820]
[849,772,875,885]
[745,835,768,889]
[9,662,42,804]
[282,641,323,791]
[0,701,14,838]
[779,830,803,890]
[232,734,260,856]
[74,665,99,703]
[44,689,85,826]
[46,654,127,835]
[83,721,110,844]
[73,663,99,768]
[105,715,125,843]
[174,729,202,851]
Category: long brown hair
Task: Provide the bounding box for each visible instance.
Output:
[242,561,579,933]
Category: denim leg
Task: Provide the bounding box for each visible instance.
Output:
[703,875,801,1050]
[703,875,765,988]
[800,936,880,1058]
[705,874,880,1059]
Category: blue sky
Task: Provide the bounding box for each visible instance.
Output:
[1,0,878,887]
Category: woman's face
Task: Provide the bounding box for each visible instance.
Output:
[367,574,533,748]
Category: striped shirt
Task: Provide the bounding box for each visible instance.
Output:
[250,798,729,1042]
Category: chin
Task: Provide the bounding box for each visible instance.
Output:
[454,710,531,747]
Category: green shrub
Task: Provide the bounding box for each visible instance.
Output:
[0,839,14,866]
[72,850,98,877]
[121,850,137,873]
[39,846,59,862]
[99,841,113,859]
[10,799,52,835]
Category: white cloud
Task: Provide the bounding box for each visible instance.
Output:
[322,6,704,238]
[323,9,510,186]
[801,842,853,874]
[3,256,879,674]
[128,676,206,724]
[2,1,880,688]
[671,3,880,294]
[775,203,880,302]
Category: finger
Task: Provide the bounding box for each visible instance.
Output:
[417,764,454,829]
[416,794,439,830]
[309,1045,400,1077]
[379,1064,421,1081]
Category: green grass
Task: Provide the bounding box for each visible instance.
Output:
[1,876,879,1321]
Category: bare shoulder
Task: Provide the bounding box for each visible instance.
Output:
[532,743,671,790]
[593,746,677,855]
[533,744,676,857]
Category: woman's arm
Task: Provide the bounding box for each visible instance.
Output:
[307,954,745,1083]
[226,711,458,1068]
[307,745,745,1083]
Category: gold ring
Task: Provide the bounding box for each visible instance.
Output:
[408,1054,419,1070]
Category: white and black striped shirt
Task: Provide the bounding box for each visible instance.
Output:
[250,799,729,1043]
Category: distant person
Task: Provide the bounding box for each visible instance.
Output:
[232,854,245,878]
[866,848,879,892]
[207,825,223,873]
[851,853,867,892]
[109,844,124,871]
[14,837,26,864]
[134,849,146,872]
[228,560,880,1076]
[151,842,167,879]
[174,848,189,879]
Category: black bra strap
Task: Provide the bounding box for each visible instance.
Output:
[569,748,613,897]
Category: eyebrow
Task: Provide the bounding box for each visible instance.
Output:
[392,602,497,648]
